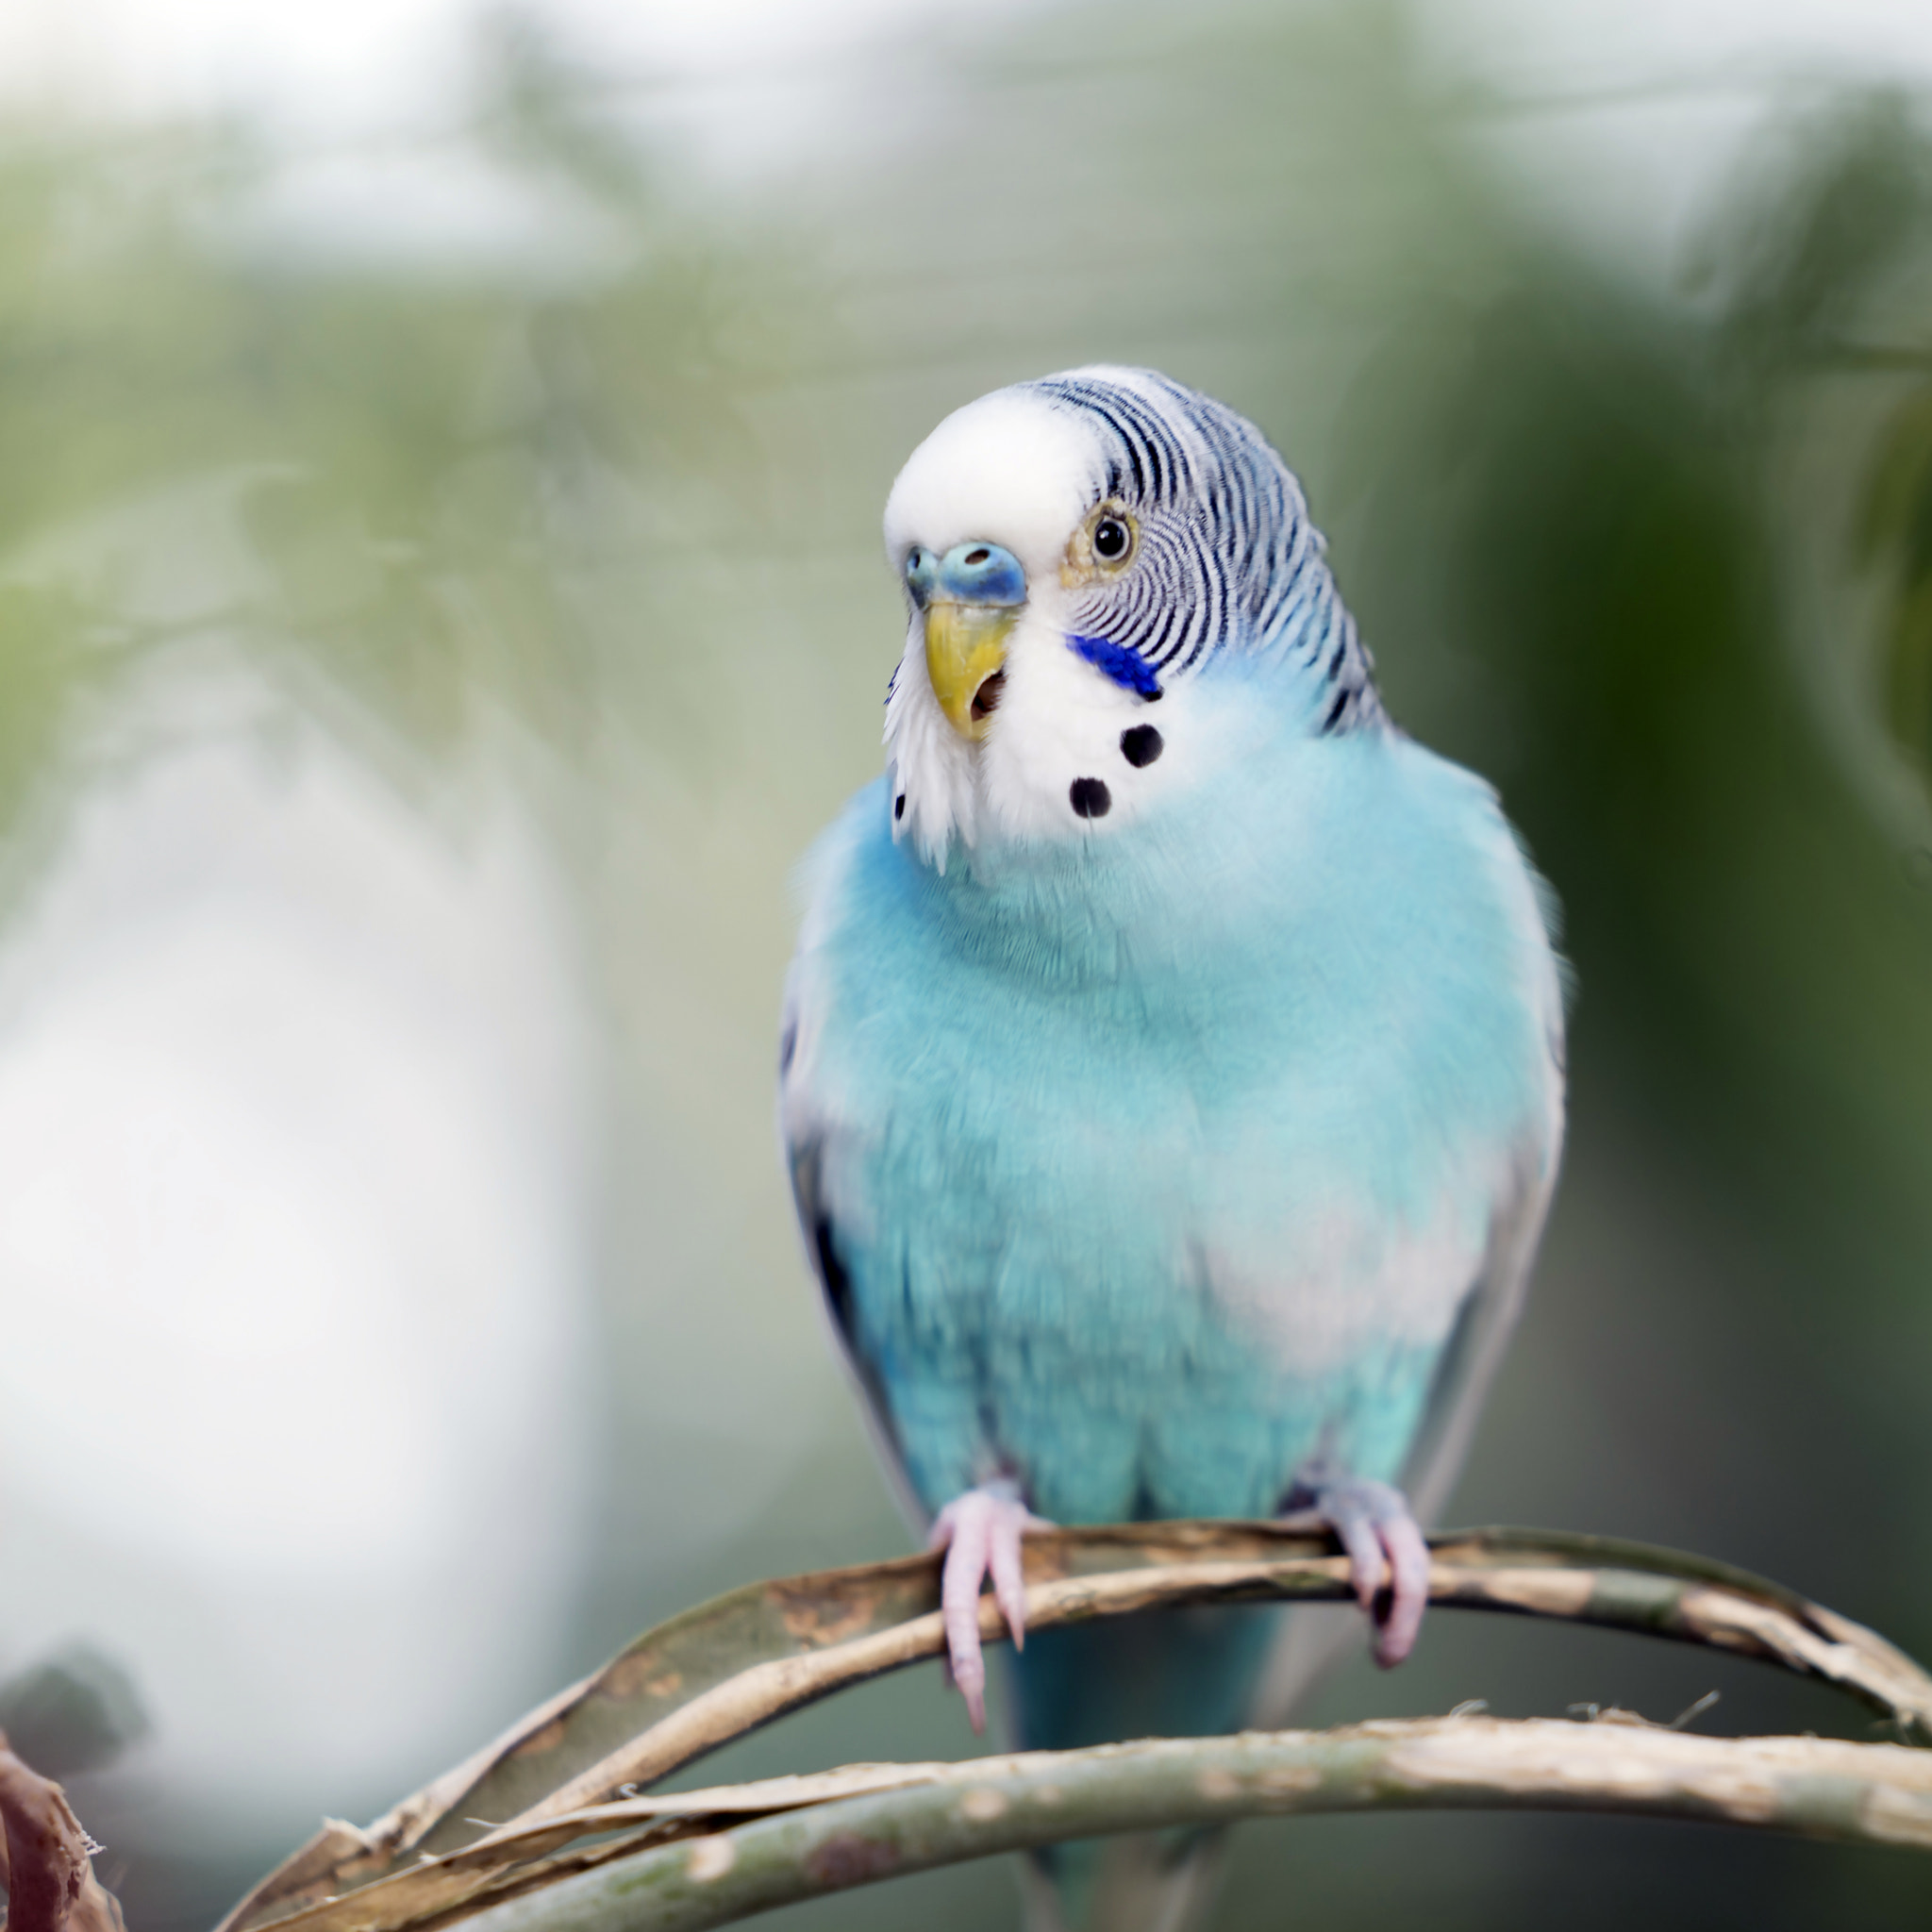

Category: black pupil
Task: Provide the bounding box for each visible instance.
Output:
[1094,519,1126,559]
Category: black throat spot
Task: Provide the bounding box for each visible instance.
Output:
[1069,776,1111,819]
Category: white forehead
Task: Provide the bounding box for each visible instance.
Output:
[883,387,1104,581]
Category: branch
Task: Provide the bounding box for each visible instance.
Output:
[447,1720,1932,1932]
[508,1531,1931,1832]
[219,1524,1932,1932]
[0,1731,125,1932]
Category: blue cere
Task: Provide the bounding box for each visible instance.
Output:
[908,540,1028,609]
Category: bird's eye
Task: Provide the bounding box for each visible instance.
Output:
[1092,517,1130,562]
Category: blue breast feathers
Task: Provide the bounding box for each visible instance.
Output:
[784,666,1562,1532]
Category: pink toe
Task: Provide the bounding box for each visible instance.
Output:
[988,1525,1028,1652]
[1282,1469,1433,1664]
[929,1486,1048,1732]
[939,1517,991,1731]
[1333,1514,1389,1614]
[1372,1515,1432,1667]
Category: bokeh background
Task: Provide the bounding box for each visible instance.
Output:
[3,0,1932,1925]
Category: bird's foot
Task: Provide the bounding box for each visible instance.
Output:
[1278,1464,1431,1668]
[926,1480,1054,1733]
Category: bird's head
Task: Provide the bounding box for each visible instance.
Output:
[880,366,1379,870]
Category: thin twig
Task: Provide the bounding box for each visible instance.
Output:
[507,1529,1932,1833]
[450,1720,1932,1932]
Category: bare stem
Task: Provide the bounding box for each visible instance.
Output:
[452,1719,1932,1932]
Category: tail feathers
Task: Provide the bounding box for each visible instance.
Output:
[1006,1602,1363,1932]
[1019,1829,1226,1932]
[1005,1607,1270,1932]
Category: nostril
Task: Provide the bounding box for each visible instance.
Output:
[971,671,1006,722]
[964,547,989,566]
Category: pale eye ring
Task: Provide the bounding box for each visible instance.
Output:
[1092,516,1131,562]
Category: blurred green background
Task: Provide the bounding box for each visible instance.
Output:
[3,1,1932,1926]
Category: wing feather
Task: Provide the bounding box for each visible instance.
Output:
[1251,1018,1565,1727]
[779,974,928,1530]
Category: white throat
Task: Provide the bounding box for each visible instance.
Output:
[885,606,1253,874]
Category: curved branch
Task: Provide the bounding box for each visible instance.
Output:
[508,1528,1932,1831]
[220,1524,1932,1932]
[455,1720,1932,1932]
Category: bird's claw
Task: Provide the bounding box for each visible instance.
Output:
[1280,1467,1431,1668]
[927,1481,1053,1732]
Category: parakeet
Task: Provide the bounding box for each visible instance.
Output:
[779,368,1565,1931]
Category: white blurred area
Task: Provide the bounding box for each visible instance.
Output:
[3,0,1931,283]
[2,0,1930,131]
[0,0,1012,134]
[0,704,601,1828]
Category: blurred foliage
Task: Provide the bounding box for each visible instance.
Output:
[1861,384,1932,770]
[7,4,1932,1931]
[0,35,805,843]
[0,1645,149,1782]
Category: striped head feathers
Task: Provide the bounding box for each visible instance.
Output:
[881,366,1380,869]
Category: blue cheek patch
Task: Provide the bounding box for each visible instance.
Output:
[1067,633,1163,700]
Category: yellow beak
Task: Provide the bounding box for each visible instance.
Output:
[924,602,1016,741]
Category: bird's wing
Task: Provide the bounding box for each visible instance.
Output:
[1394,799,1572,1524]
[1399,1122,1562,1524]
[1249,1034,1565,1728]
[778,967,928,1532]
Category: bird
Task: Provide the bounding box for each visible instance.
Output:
[779,367,1565,1931]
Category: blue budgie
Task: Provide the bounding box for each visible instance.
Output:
[780,369,1565,1931]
